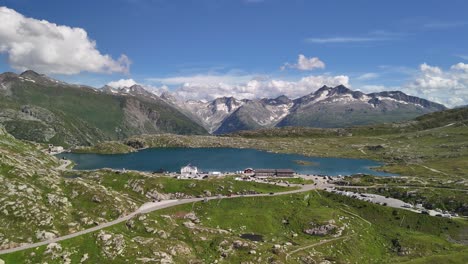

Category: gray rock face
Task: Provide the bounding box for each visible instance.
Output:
[162,85,446,134]
[278,85,446,128]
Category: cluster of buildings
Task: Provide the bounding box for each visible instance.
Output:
[179,164,295,178]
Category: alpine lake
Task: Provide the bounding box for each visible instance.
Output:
[58,147,395,176]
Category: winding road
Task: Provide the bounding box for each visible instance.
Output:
[0,183,322,255]
[0,178,432,256]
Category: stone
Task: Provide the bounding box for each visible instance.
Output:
[126,219,135,229]
[184,221,195,228]
[138,215,147,221]
[44,242,62,254]
[80,253,89,263]
[99,233,112,242]
[303,222,337,236]
[92,195,102,203]
[145,227,155,233]
[157,230,168,239]
[184,212,200,223]
[36,230,57,241]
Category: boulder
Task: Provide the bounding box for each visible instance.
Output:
[35,230,57,241]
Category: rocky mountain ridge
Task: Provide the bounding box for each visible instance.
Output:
[155,84,447,134]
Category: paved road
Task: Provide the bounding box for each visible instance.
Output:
[0,179,426,255]
[0,183,325,255]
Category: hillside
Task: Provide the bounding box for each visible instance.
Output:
[2,190,467,263]
[0,126,292,252]
[0,71,207,146]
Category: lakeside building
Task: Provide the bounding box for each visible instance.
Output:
[275,169,295,177]
[254,169,295,178]
[181,164,198,176]
[243,168,254,174]
[255,169,276,177]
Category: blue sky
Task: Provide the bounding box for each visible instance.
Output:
[1,0,468,106]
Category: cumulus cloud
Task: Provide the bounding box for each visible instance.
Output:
[403,62,468,107]
[152,74,349,101]
[107,79,138,88]
[0,6,130,74]
[281,54,325,71]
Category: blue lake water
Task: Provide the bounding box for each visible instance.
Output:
[58,148,395,176]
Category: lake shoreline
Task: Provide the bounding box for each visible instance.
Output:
[59,147,397,177]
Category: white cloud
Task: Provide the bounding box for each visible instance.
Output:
[146,73,257,86]
[0,6,130,75]
[306,37,386,44]
[451,62,468,71]
[403,62,468,107]
[107,79,138,88]
[155,74,349,101]
[281,54,325,71]
[356,72,379,80]
[306,31,400,44]
[106,78,170,95]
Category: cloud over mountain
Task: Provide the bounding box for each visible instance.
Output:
[404,62,468,107]
[161,74,350,101]
[0,6,130,75]
[107,79,138,88]
[281,54,325,71]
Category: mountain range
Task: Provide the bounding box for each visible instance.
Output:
[155,84,446,134]
[0,70,447,145]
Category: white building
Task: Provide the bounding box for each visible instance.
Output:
[180,164,198,176]
[48,144,64,153]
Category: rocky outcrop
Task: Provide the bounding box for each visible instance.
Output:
[303,220,338,236]
[97,231,126,259]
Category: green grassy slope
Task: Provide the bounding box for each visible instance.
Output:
[0,72,207,146]
[2,191,467,263]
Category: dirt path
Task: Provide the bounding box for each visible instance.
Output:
[420,165,448,175]
[339,208,372,226]
[286,235,354,260]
